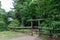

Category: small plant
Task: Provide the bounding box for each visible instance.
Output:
[8,19,20,28]
[0,21,6,31]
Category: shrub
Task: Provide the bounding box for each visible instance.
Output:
[0,21,6,31]
[8,19,20,28]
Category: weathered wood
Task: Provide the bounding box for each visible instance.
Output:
[28,19,44,36]
[31,21,33,35]
[28,19,44,21]
[38,20,41,36]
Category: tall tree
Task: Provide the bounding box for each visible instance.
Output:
[0,1,8,30]
[14,0,60,37]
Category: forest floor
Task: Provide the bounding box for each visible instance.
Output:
[0,31,44,40]
[0,35,43,40]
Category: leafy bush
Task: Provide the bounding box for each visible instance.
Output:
[41,21,60,38]
[0,21,7,31]
[53,33,60,38]
[8,19,20,28]
[0,21,5,26]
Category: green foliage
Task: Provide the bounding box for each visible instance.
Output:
[0,21,7,31]
[14,0,60,38]
[8,19,20,28]
[0,21,6,27]
[8,11,16,19]
[0,3,8,30]
[53,33,60,38]
[0,31,20,38]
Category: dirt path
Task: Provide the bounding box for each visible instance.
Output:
[0,35,43,40]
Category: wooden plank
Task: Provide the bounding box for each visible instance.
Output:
[9,26,41,29]
[28,19,44,21]
[9,27,60,31]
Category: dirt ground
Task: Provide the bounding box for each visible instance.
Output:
[0,35,43,40]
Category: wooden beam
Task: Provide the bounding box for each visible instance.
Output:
[28,19,44,21]
[31,21,33,35]
[38,20,41,36]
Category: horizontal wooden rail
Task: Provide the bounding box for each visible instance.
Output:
[9,27,60,31]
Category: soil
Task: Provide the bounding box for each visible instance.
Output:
[0,35,43,40]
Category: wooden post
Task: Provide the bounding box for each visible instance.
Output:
[38,20,40,36]
[31,21,33,36]
[28,19,43,36]
[38,20,40,27]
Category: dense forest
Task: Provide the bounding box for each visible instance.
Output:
[0,0,60,39]
[13,0,60,38]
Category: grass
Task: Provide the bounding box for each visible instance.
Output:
[0,31,21,38]
[0,29,37,38]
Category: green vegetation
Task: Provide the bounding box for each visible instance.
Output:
[0,0,60,39]
[13,0,60,38]
[0,30,31,38]
[0,31,19,38]
[8,19,20,28]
